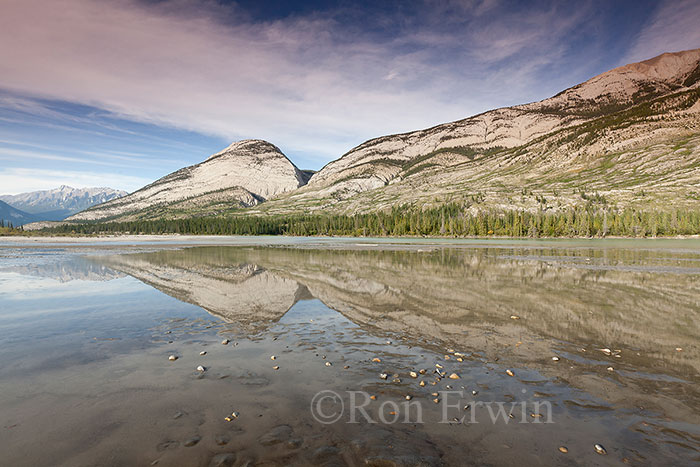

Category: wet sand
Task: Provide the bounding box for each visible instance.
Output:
[0,240,698,466]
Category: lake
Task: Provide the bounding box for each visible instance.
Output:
[0,237,698,466]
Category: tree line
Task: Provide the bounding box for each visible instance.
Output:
[0,219,24,235]
[37,204,700,237]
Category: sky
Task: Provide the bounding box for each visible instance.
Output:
[1,0,699,195]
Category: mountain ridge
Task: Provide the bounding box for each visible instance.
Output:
[0,186,127,221]
[0,200,36,226]
[22,48,700,229]
[66,139,310,222]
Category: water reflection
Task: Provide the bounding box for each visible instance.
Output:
[2,242,699,466]
[4,256,124,282]
[96,246,700,411]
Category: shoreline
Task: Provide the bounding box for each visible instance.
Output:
[2,233,700,248]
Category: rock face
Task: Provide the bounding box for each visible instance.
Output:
[0,186,127,221]
[307,49,700,192]
[67,140,309,222]
[254,48,700,214]
[50,49,700,221]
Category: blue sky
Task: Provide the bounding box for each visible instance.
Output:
[1,0,699,194]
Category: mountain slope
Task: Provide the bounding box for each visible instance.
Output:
[33,48,700,227]
[254,48,700,215]
[0,200,36,226]
[0,186,127,221]
[67,140,310,222]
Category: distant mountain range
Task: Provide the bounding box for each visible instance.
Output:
[0,200,37,226]
[24,48,700,228]
[0,186,127,225]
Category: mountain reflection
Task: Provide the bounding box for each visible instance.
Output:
[5,257,124,282]
[97,245,700,379]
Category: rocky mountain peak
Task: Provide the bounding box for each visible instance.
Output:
[67,139,309,222]
[207,139,286,161]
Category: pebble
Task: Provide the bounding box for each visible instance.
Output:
[200,351,207,356]
[273,366,280,370]
[184,435,201,447]
[552,356,560,361]
[419,381,426,387]
[432,398,440,404]
[370,395,377,400]
[419,369,427,375]
[196,365,206,372]
[173,411,183,419]
[506,369,514,377]
[325,362,332,367]
[168,355,178,361]
[558,446,568,453]
[380,373,388,380]
[392,378,401,383]
[221,339,229,345]
[343,365,350,369]
[598,348,612,355]
[372,358,382,363]
[435,363,444,369]
[405,395,412,401]
[607,367,614,371]
[676,347,683,352]
[510,315,520,320]
[449,373,460,380]
[410,371,418,378]
[472,390,478,396]
[271,355,276,360]
[594,444,607,455]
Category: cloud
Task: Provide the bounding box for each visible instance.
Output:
[0,0,604,164]
[0,168,151,194]
[625,0,700,63]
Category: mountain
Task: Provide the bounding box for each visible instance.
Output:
[33,48,700,227]
[254,48,700,215]
[66,140,310,222]
[0,200,37,226]
[0,186,127,221]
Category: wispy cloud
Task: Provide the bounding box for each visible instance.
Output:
[0,0,604,163]
[624,0,700,63]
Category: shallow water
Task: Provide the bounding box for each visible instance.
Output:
[0,238,698,466]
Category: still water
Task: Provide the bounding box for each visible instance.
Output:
[0,238,698,466]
